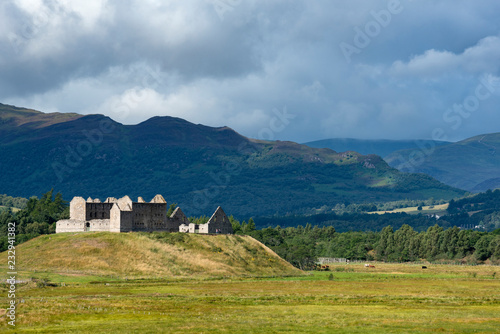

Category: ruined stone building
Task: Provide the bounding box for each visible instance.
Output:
[55,195,233,234]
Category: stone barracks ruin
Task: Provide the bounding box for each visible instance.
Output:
[56,195,233,234]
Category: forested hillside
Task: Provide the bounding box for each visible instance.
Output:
[304,138,450,158]
[0,103,464,217]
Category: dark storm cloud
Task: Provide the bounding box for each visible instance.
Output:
[0,0,265,96]
[1,0,499,142]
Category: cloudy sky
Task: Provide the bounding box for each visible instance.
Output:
[1,0,500,143]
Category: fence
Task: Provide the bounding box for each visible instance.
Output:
[317,257,348,264]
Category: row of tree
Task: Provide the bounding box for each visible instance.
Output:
[242,224,500,270]
[255,212,455,233]
[0,194,28,209]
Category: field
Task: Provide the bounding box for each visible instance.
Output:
[1,262,499,333]
[369,203,449,215]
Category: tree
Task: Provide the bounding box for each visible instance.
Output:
[440,226,459,259]
[489,235,500,260]
[166,203,177,216]
[394,224,417,261]
[229,215,242,234]
[447,199,457,213]
[421,225,443,260]
[474,235,493,261]
[244,218,256,233]
[376,226,394,261]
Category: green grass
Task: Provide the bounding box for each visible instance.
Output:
[6,232,303,279]
[1,263,499,333]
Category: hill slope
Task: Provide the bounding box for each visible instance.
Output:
[11,232,304,278]
[385,133,500,192]
[0,103,465,216]
[304,138,450,158]
[0,103,83,131]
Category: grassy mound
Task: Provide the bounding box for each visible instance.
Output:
[11,232,304,278]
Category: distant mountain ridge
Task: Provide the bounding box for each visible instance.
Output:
[0,103,464,217]
[385,133,500,193]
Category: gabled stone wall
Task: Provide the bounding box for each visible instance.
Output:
[205,207,233,234]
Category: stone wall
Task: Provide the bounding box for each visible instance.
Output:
[88,219,110,232]
[167,207,189,232]
[131,202,167,231]
[120,210,134,232]
[56,219,85,233]
[86,203,114,221]
[69,197,86,221]
[199,224,209,234]
[180,223,198,233]
[205,207,233,234]
[117,196,133,211]
[189,224,197,233]
[109,204,122,232]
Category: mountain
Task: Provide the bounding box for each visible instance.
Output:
[0,103,465,217]
[385,133,500,192]
[8,232,303,278]
[304,138,451,158]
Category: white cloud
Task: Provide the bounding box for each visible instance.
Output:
[391,35,500,77]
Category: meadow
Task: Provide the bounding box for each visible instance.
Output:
[369,203,449,215]
[1,262,499,333]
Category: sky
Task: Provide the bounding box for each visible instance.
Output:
[1,0,500,143]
